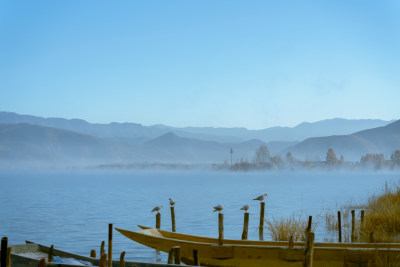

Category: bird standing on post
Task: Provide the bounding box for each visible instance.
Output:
[253,193,268,201]
[213,204,224,213]
[240,205,249,211]
[169,198,175,206]
[151,206,163,212]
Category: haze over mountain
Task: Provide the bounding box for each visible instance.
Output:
[0,111,398,168]
[0,112,393,143]
[0,123,266,167]
[286,120,400,161]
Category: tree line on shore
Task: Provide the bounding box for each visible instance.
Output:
[214,145,400,171]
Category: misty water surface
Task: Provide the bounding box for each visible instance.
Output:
[0,170,397,263]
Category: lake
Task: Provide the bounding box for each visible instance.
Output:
[0,170,397,264]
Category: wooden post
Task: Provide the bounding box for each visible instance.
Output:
[167,248,174,264]
[303,232,315,267]
[370,232,375,243]
[193,249,199,266]
[218,213,224,245]
[48,245,54,262]
[307,216,312,233]
[156,213,161,229]
[173,246,181,264]
[38,258,46,267]
[259,202,265,240]
[119,251,125,267]
[170,206,176,232]
[289,236,294,248]
[108,224,113,267]
[99,254,107,267]
[360,210,365,234]
[6,247,11,267]
[337,211,342,243]
[1,237,8,267]
[241,212,249,240]
[351,210,355,243]
[100,241,105,258]
[90,250,96,258]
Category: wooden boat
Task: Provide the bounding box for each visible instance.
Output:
[116,227,400,267]
[137,225,400,249]
[4,241,183,267]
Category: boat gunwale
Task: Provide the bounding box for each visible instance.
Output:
[137,225,400,249]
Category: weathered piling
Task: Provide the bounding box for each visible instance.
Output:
[351,210,355,243]
[156,213,161,229]
[370,232,375,243]
[6,247,11,267]
[90,250,96,258]
[48,245,54,262]
[174,246,181,264]
[289,236,294,248]
[108,224,113,267]
[168,247,181,264]
[337,211,342,243]
[241,212,249,240]
[307,216,312,233]
[303,232,315,267]
[1,237,8,267]
[168,248,174,264]
[119,251,125,267]
[218,213,224,245]
[100,241,105,258]
[193,249,199,266]
[99,254,107,267]
[38,258,46,267]
[361,210,365,234]
[259,202,265,240]
[170,206,176,232]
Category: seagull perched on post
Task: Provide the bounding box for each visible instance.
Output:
[240,205,249,211]
[169,198,175,206]
[151,206,163,212]
[213,204,224,213]
[253,193,268,201]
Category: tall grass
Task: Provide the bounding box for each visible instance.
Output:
[364,181,400,242]
[325,181,400,243]
[265,214,313,241]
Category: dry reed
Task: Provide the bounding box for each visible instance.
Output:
[265,214,312,241]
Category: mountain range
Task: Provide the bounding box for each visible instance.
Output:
[0,111,398,167]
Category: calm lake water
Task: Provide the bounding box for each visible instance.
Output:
[0,170,398,264]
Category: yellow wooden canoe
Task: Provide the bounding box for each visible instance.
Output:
[116,227,400,267]
[137,225,400,249]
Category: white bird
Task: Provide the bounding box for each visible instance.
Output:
[169,198,175,206]
[151,206,163,212]
[213,204,224,213]
[240,205,249,211]
[253,193,268,201]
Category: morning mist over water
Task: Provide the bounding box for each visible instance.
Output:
[0,170,397,263]
[1,1,400,266]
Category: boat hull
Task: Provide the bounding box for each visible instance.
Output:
[117,228,400,267]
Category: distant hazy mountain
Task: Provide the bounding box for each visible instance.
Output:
[286,120,400,161]
[0,123,145,166]
[0,123,267,167]
[0,112,393,144]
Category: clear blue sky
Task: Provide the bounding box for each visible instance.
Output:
[1,1,399,129]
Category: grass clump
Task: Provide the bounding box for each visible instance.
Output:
[265,214,312,241]
[364,181,400,242]
[325,181,400,243]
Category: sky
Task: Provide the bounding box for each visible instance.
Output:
[1,1,399,129]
